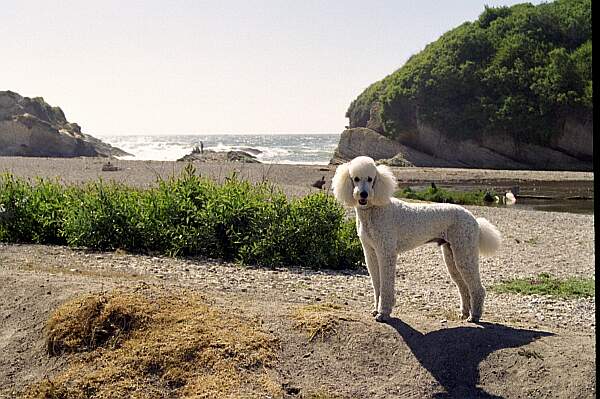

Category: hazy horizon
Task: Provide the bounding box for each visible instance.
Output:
[2,0,545,136]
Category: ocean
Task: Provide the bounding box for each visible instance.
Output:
[97,133,340,165]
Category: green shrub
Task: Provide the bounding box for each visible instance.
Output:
[62,181,145,251]
[0,174,67,244]
[0,168,365,270]
[396,186,496,206]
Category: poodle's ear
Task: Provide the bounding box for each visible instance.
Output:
[332,162,356,206]
[371,164,397,206]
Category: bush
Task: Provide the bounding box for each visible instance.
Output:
[0,174,67,244]
[0,168,365,270]
[347,0,592,144]
[62,182,145,251]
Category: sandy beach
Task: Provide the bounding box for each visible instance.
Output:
[0,156,594,196]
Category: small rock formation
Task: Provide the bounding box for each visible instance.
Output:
[226,150,260,163]
[0,90,130,158]
[177,149,260,163]
[101,161,121,171]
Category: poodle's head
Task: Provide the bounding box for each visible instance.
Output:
[331,156,397,208]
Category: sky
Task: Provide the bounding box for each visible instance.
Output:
[1,0,545,136]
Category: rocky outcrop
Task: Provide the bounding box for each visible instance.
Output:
[177,149,261,163]
[332,117,593,171]
[0,90,129,158]
[330,128,455,167]
[365,102,384,133]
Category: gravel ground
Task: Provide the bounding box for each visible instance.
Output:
[0,156,595,331]
[1,202,594,332]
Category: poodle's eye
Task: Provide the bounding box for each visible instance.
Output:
[367,177,373,182]
[353,177,360,182]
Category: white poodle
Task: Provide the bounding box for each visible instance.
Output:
[332,156,501,323]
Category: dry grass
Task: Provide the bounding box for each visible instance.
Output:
[291,303,355,343]
[24,287,281,399]
[45,291,152,355]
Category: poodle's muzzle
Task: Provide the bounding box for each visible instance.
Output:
[353,178,375,207]
[358,191,368,206]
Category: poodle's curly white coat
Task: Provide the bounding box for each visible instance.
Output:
[332,156,501,323]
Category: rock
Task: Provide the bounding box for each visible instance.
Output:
[236,147,263,156]
[404,120,592,171]
[311,176,326,189]
[226,150,260,163]
[330,127,455,167]
[376,154,413,167]
[330,128,405,164]
[365,102,384,133]
[551,116,593,162]
[0,90,130,158]
[101,161,121,171]
[177,149,261,163]
[331,118,593,171]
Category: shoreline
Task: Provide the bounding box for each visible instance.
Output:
[0,156,593,202]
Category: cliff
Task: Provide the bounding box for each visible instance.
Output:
[340,0,592,170]
[0,91,129,158]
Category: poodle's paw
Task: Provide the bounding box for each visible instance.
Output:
[375,312,390,323]
[466,315,481,323]
[459,310,470,320]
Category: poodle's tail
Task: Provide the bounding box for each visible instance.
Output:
[477,218,502,256]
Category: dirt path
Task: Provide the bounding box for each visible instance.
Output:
[1,203,595,398]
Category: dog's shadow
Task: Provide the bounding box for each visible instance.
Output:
[387,318,553,399]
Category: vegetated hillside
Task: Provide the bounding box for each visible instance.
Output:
[347,0,592,148]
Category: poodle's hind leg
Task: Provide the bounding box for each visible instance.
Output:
[440,243,470,319]
[362,243,381,316]
[450,240,486,323]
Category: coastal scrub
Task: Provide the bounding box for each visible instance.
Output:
[0,166,364,270]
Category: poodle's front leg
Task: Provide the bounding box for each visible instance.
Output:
[375,251,397,322]
[362,243,380,316]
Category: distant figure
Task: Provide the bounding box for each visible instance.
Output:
[430,182,437,190]
[200,141,204,154]
[312,176,326,189]
[504,190,516,205]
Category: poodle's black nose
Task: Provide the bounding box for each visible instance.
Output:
[360,191,368,198]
